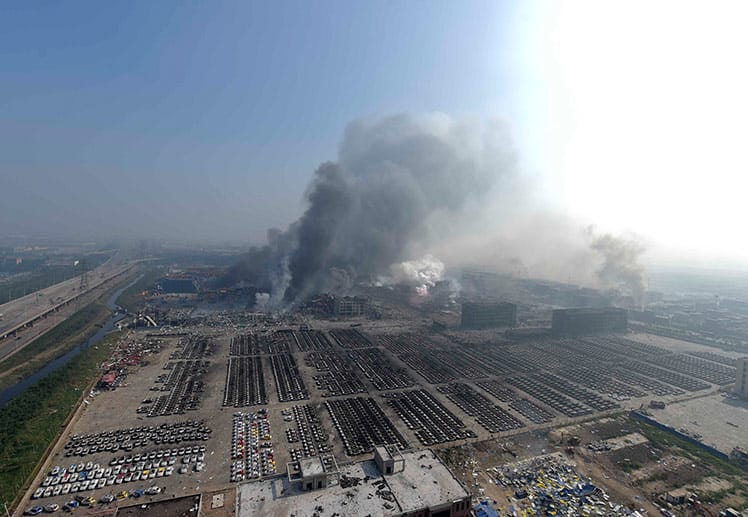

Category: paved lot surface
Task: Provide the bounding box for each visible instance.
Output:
[15,316,742,515]
[646,393,748,454]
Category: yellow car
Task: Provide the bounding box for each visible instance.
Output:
[116,490,129,499]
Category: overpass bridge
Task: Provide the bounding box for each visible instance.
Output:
[0,261,136,343]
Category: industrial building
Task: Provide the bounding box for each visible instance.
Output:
[461,301,517,329]
[374,444,405,475]
[460,269,505,296]
[551,307,627,336]
[286,454,341,491]
[334,296,369,317]
[735,357,748,399]
[238,449,471,517]
[157,277,197,294]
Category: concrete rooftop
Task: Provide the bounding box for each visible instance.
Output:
[299,457,325,477]
[237,450,467,517]
[386,449,467,513]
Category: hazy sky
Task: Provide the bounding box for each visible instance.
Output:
[2,1,747,268]
[1,1,518,241]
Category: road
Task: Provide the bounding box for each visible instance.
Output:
[0,253,136,359]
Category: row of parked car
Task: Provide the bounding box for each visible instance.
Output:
[34,465,173,500]
[33,445,204,501]
[25,487,162,515]
[107,444,206,466]
[230,411,276,482]
[63,420,211,457]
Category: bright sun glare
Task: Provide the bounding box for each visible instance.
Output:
[536,1,748,263]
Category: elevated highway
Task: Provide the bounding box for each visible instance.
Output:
[0,257,136,344]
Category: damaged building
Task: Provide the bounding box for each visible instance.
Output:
[334,296,369,317]
[238,448,471,517]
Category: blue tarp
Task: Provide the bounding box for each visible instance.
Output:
[474,500,500,517]
[574,481,597,496]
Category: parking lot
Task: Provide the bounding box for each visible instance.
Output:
[17,316,738,515]
[305,350,367,397]
[325,396,409,455]
[385,389,474,446]
[437,383,524,433]
[223,356,267,407]
[644,393,748,454]
[19,332,241,514]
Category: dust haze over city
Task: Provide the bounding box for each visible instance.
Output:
[2,2,748,517]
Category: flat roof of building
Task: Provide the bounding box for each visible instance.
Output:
[462,301,516,308]
[386,449,467,512]
[553,307,625,315]
[374,445,395,462]
[299,457,325,477]
[374,445,402,461]
[237,450,467,517]
[238,460,395,517]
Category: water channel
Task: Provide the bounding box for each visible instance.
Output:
[0,275,142,407]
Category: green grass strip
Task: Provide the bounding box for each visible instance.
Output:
[0,331,122,509]
[0,302,110,392]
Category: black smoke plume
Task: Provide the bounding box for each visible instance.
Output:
[590,230,646,302]
[226,113,517,305]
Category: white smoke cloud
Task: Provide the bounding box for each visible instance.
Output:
[387,254,445,295]
[229,112,647,301]
[254,292,270,311]
[268,256,290,309]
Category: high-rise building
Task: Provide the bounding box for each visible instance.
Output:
[551,308,627,336]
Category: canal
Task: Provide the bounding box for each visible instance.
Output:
[0,274,142,407]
